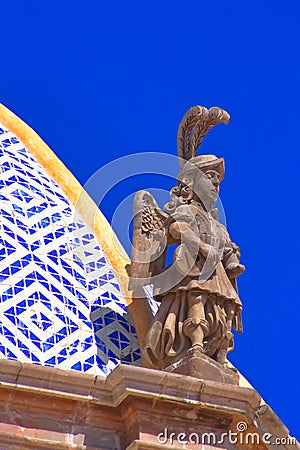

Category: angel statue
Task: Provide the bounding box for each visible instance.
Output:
[128,105,245,373]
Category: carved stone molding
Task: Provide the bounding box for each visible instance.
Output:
[0,359,297,449]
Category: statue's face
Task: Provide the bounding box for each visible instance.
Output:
[203,169,221,195]
[193,168,221,209]
[173,166,221,212]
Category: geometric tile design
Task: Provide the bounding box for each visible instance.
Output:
[143,284,159,316]
[0,123,141,375]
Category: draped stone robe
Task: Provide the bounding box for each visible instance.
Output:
[143,201,243,368]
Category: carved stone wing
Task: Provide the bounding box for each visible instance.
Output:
[177,105,230,168]
[130,190,169,284]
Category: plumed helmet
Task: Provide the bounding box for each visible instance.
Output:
[185,155,225,181]
[177,105,229,178]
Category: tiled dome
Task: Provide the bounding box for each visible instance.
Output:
[0,114,141,375]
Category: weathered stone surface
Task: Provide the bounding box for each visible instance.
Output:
[0,359,297,449]
[128,105,246,375]
[165,346,239,385]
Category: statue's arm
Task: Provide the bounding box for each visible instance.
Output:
[168,220,217,259]
[222,235,245,279]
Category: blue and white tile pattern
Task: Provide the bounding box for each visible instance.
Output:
[0,123,141,374]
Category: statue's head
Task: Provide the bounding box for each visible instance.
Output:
[177,154,224,208]
[187,155,224,183]
[165,105,229,214]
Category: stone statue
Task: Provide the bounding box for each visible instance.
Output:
[128,106,245,378]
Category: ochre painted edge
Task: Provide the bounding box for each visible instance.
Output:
[0,103,132,303]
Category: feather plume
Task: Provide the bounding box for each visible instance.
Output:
[177,106,230,167]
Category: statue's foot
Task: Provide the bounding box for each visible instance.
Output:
[188,344,204,356]
[191,343,204,351]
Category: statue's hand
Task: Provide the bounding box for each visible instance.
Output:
[226,263,245,279]
[194,241,221,269]
[199,240,218,258]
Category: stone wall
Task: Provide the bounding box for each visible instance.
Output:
[0,359,296,450]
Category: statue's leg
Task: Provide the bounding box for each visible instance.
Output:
[183,292,209,351]
[215,300,235,365]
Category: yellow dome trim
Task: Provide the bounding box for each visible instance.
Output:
[0,103,153,348]
[0,104,131,293]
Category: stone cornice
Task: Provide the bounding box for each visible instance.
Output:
[0,359,297,450]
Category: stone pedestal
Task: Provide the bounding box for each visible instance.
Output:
[165,346,239,385]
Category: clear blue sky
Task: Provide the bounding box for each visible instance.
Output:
[1,0,299,439]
